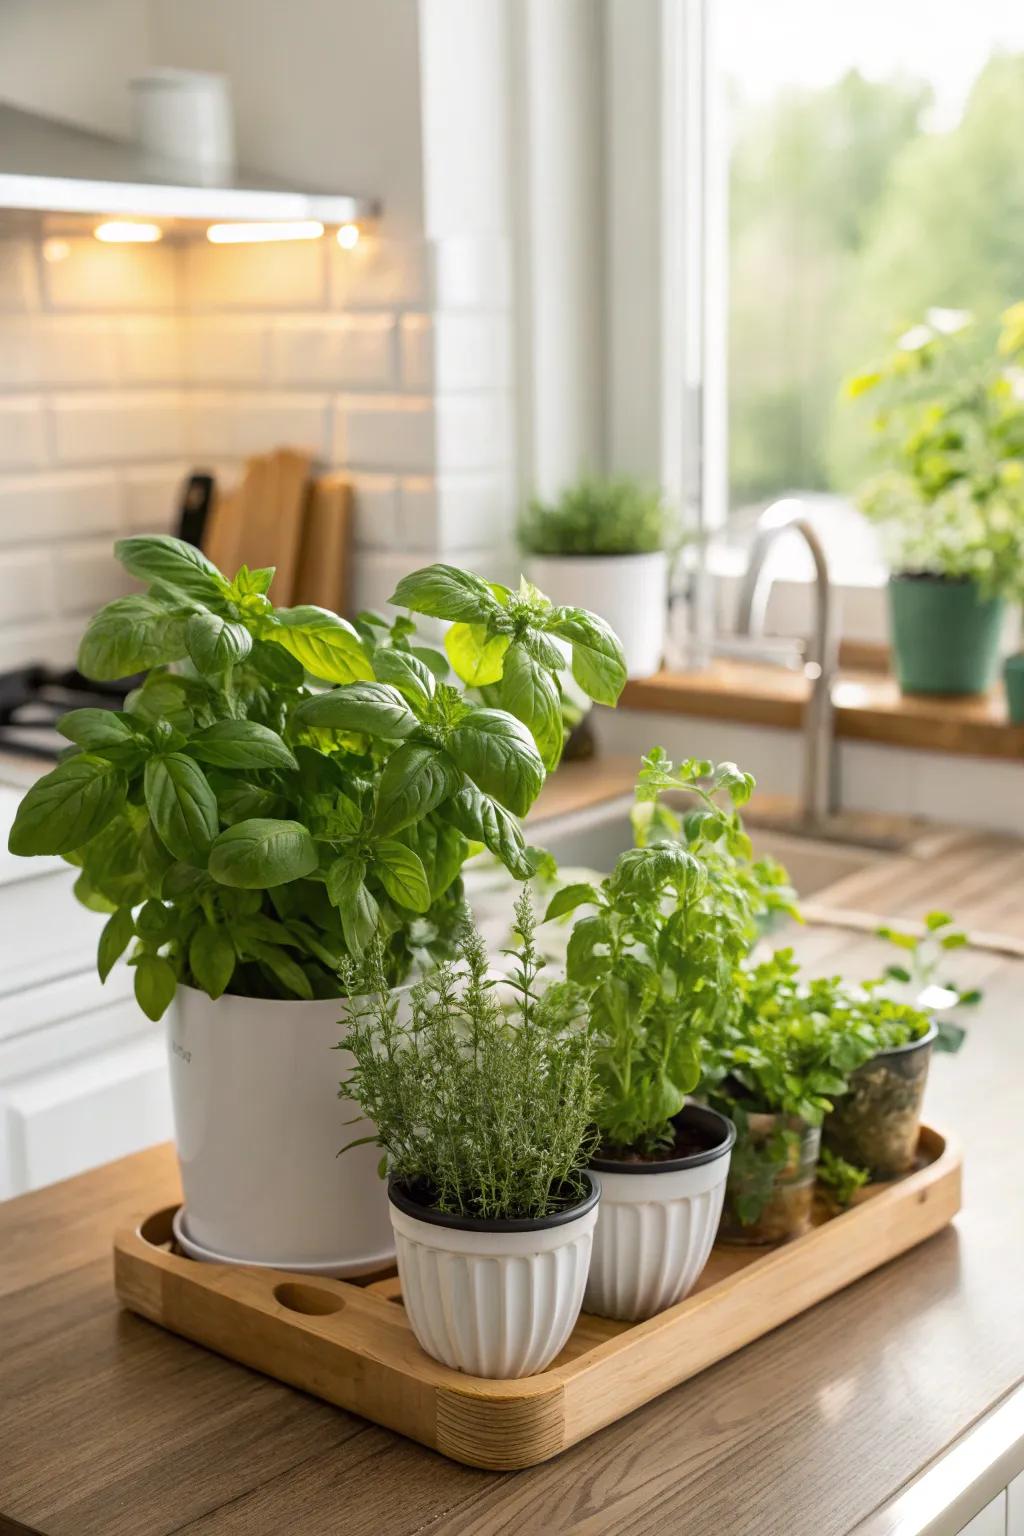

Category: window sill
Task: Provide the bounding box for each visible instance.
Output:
[620,662,1024,762]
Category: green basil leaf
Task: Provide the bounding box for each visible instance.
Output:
[544,882,601,922]
[74,870,118,913]
[208,818,318,889]
[293,681,420,738]
[98,905,135,983]
[372,743,460,837]
[162,860,209,899]
[493,643,564,771]
[372,648,436,706]
[78,595,189,682]
[249,942,314,1000]
[114,534,228,606]
[248,638,305,687]
[326,854,380,956]
[268,606,374,684]
[134,953,177,1021]
[233,564,275,596]
[544,607,627,706]
[187,720,297,772]
[444,623,511,686]
[399,815,468,900]
[124,673,199,732]
[144,753,219,863]
[411,645,450,681]
[611,842,706,899]
[8,755,124,856]
[373,839,431,913]
[56,709,139,753]
[447,708,544,816]
[388,563,501,622]
[185,612,253,674]
[439,783,536,880]
[566,914,612,987]
[521,627,568,672]
[189,924,236,1000]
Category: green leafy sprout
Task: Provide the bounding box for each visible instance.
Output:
[876,909,980,1052]
[519,476,672,557]
[338,890,597,1222]
[7,539,627,1020]
[816,1147,870,1212]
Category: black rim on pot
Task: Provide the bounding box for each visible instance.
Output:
[589,1104,736,1176]
[387,1169,601,1233]
[872,1019,938,1061]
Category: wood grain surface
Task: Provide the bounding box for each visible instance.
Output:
[621,661,1024,761]
[1,898,1022,1532]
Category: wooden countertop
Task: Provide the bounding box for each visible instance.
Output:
[622,661,1024,761]
[2,910,1022,1535]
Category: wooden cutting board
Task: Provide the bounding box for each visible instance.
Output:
[291,472,353,614]
[203,449,312,603]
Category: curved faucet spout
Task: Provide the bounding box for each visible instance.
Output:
[735,499,837,826]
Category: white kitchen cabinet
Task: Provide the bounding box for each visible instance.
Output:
[958,1491,1007,1536]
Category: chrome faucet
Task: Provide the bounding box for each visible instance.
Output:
[734,499,838,828]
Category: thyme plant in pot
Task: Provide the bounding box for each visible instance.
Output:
[519,476,673,679]
[340,892,599,1379]
[847,306,1024,695]
[6,538,624,1275]
[549,751,789,1321]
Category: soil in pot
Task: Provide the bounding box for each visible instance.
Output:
[823,1024,935,1179]
[888,572,1003,696]
[717,1109,821,1245]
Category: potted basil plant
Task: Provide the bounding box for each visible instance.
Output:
[6,538,624,1276]
[519,476,673,679]
[847,306,1024,696]
[340,892,599,1379]
[548,751,789,1321]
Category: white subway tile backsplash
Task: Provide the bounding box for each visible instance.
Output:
[53,538,132,614]
[271,315,397,388]
[435,393,510,471]
[399,473,508,551]
[184,318,269,384]
[330,237,427,310]
[115,319,186,384]
[51,392,186,465]
[335,394,435,472]
[400,313,511,391]
[0,547,54,623]
[184,240,327,310]
[0,317,119,387]
[0,472,122,545]
[122,465,189,534]
[187,391,331,460]
[0,241,41,312]
[42,238,179,312]
[0,617,82,671]
[351,474,401,550]
[0,399,48,470]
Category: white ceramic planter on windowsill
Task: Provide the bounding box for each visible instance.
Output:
[168,986,405,1278]
[525,551,669,678]
[389,1172,601,1378]
[585,1104,735,1322]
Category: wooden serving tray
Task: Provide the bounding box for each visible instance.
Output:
[114,1125,961,1471]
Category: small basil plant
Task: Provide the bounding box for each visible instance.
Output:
[7,538,626,1020]
[876,911,980,1052]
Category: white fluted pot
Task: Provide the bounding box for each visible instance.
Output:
[389,1173,601,1379]
[585,1105,735,1322]
[169,986,404,1278]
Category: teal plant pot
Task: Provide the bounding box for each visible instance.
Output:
[888,574,1004,696]
[1005,653,1024,724]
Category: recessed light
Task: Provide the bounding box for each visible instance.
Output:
[206,220,324,244]
[94,220,163,243]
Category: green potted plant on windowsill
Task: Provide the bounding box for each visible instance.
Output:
[846,305,1024,696]
[519,476,674,680]
[6,537,624,1276]
[548,750,792,1320]
[339,892,599,1379]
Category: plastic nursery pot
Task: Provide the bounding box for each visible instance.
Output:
[584,1104,736,1322]
[388,1173,600,1379]
[718,1110,821,1246]
[823,1020,937,1180]
[524,551,668,678]
[888,573,1004,696]
[1005,653,1024,725]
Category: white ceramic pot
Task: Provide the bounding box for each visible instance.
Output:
[168,986,399,1277]
[389,1173,600,1378]
[526,551,668,678]
[585,1105,735,1322]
